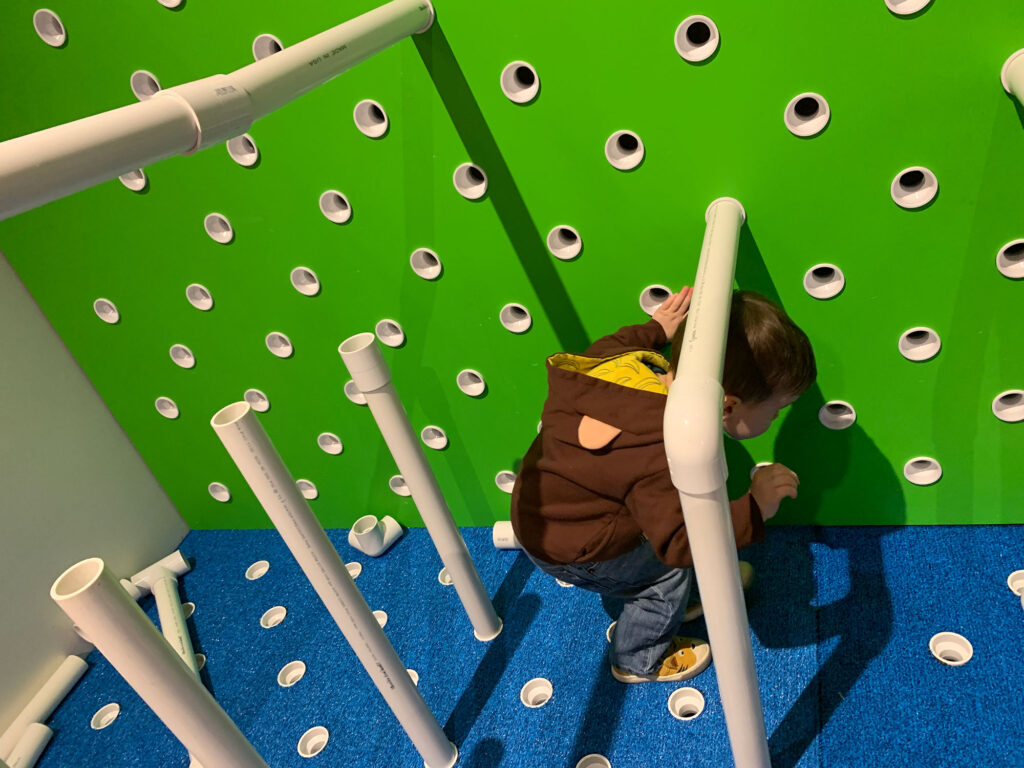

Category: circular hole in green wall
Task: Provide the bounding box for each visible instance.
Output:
[795,97,819,118]
[686,22,711,45]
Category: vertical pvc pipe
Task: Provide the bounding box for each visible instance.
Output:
[663,198,771,768]
[49,559,269,768]
[210,402,457,768]
[5,724,52,768]
[339,334,503,641]
[151,573,201,677]
[0,656,87,760]
[1001,49,1024,104]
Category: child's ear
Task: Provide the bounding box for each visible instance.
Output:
[578,415,622,450]
[723,394,741,416]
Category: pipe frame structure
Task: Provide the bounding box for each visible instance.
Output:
[663,197,771,768]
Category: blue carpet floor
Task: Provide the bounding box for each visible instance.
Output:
[35,525,1024,768]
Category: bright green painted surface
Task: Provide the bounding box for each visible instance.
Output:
[1,1,1022,529]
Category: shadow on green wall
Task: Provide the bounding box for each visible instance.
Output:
[413,21,590,353]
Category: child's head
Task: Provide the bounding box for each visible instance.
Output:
[669,290,817,439]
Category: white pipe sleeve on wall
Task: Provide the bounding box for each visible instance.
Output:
[0,0,433,221]
[49,559,269,768]
[664,198,771,768]
[211,402,457,768]
[5,724,52,768]
[0,655,86,760]
[1002,49,1024,101]
[339,334,503,641]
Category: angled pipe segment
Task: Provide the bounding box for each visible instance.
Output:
[0,656,86,762]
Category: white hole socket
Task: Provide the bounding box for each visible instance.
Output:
[996,240,1024,280]
[90,703,120,730]
[344,380,367,406]
[606,621,616,643]
[373,610,388,627]
[898,327,941,362]
[929,632,972,666]
[1007,570,1024,595]
[819,401,856,430]
[260,606,287,628]
[226,134,259,167]
[500,303,532,333]
[389,475,411,496]
[438,566,454,586]
[208,482,231,502]
[421,426,449,450]
[354,99,389,138]
[674,15,719,62]
[408,669,420,686]
[346,561,362,579]
[290,267,321,297]
[317,432,343,455]
[520,678,553,708]
[500,61,540,103]
[130,70,161,100]
[891,167,938,209]
[375,319,405,347]
[575,756,610,768]
[204,212,234,243]
[252,33,283,61]
[195,653,206,671]
[278,660,306,687]
[296,478,319,499]
[639,285,672,316]
[319,190,352,224]
[495,471,517,493]
[668,687,706,720]
[904,457,942,486]
[266,332,294,359]
[993,390,1024,423]
[750,461,774,480]
[555,579,575,589]
[885,0,933,15]
[297,726,329,758]
[457,369,487,397]
[155,397,179,419]
[244,388,271,412]
[410,248,443,280]
[784,93,830,138]
[33,9,66,46]
[804,264,845,299]
[94,298,120,324]
[170,344,196,369]
[245,560,270,580]
[454,163,488,200]
[605,130,644,170]
[181,602,195,619]
[119,169,147,192]
[186,283,213,311]
[158,0,184,9]
[547,226,582,261]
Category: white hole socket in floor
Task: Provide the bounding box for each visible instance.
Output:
[668,687,706,720]
[93,298,120,324]
[500,61,540,103]
[346,561,362,579]
[203,212,233,243]
[784,93,830,138]
[296,479,319,499]
[155,397,179,419]
[297,726,329,758]
[194,653,206,671]
[373,610,388,628]
[244,389,271,412]
[317,433,343,455]
[208,483,230,502]
[408,669,420,686]
[186,283,213,311]
[260,606,287,628]
[1007,570,1024,595]
[245,560,270,581]
[438,567,454,586]
[674,15,719,62]
[90,703,120,730]
[520,678,553,708]
[547,225,582,260]
[929,632,972,666]
[170,344,196,369]
[575,755,611,768]
[181,602,195,619]
[278,661,306,687]
[605,130,644,170]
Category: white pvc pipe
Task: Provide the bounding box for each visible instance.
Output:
[5,724,51,768]
[663,197,771,768]
[339,334,503,642]
[50,559,269,768]
[0,0,433,221]
[210,402,457,768]
[0,656,86,760]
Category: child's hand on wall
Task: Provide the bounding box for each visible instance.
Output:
[750,463,799,520]
[652,286,693,338]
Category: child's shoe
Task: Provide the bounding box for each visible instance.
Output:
[683,561,755,622]
[610,636,711,683]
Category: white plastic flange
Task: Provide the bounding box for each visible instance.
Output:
[819,401,856,430]
[668,687,705,720]
[1001,49,1024,94]
[457,369,486,396]
[266,332,294,358]
[421,425,449,449]
[495,471,517,493]
[547,225,582,260]
[804,264,845,299]
[904,457,941,486]
[411,248,443,279]
[245,560,269,580]
[244,389,270,412]
[208,482,230,502]
[93,298,120,323]
[674,15,719,62]
[226,134,259,166]
[929,632,972,666]
[169,344,196,369]
[784,93,830,137]
[389,475,411,496]
[520,678,553,708]
[885,0,934,16]
[605,130,644,170]
[354,99,389,138]
[90,703,120,730]
[119,169,147,191]
[454,163,488,199]
[996,240,1024,279]
[316,432,343,455]
[260,606,287,628]
[891,167,938,209]
[898,327,941,361]
[33,9,66,46]
[155,397,179,419]
[319,190,352,223]
[297,726,328,758]
[186,284,213,310]
[278,660,306,687]
[204,212,233,243]
[500,303,532,333]
[500,61,540,103]
[375,319,405,347]
[639,285,671,316]
[992,390,1024,423]
[296,479,319,499]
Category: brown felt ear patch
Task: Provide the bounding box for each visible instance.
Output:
[578,415,622,449]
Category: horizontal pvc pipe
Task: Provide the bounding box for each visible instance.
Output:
[5,723,51,768]
[211,402,457,768]
[0,656,87,760]
[339,334,502,641]
[664,198,770,768]
[50,559,269,768]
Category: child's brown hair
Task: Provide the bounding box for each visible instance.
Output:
[669,290,817,403]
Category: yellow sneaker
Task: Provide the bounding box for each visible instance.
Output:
[683,561,755,622]
[610,636,712,683]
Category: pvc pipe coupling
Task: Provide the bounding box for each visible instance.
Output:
[348,514,404,557]
[664,374,729,494]
[129,550,192,595]
[153,76,255,155]
[339,333,392,393]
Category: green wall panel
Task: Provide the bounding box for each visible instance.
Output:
[1,0,1022,530]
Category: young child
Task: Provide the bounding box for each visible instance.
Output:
[510,287,816,683]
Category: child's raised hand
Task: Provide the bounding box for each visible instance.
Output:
[652,286,693,338]
[750,463,799,521]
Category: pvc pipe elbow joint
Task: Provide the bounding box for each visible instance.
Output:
[155,75,255,154]
[663,375,728,494]
[130,550,192,594]
[339,333,393,393]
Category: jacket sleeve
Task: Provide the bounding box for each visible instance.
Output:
[624,466,766,569]
[583,319,669,359]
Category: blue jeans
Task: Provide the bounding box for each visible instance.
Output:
[524,540,696,676]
